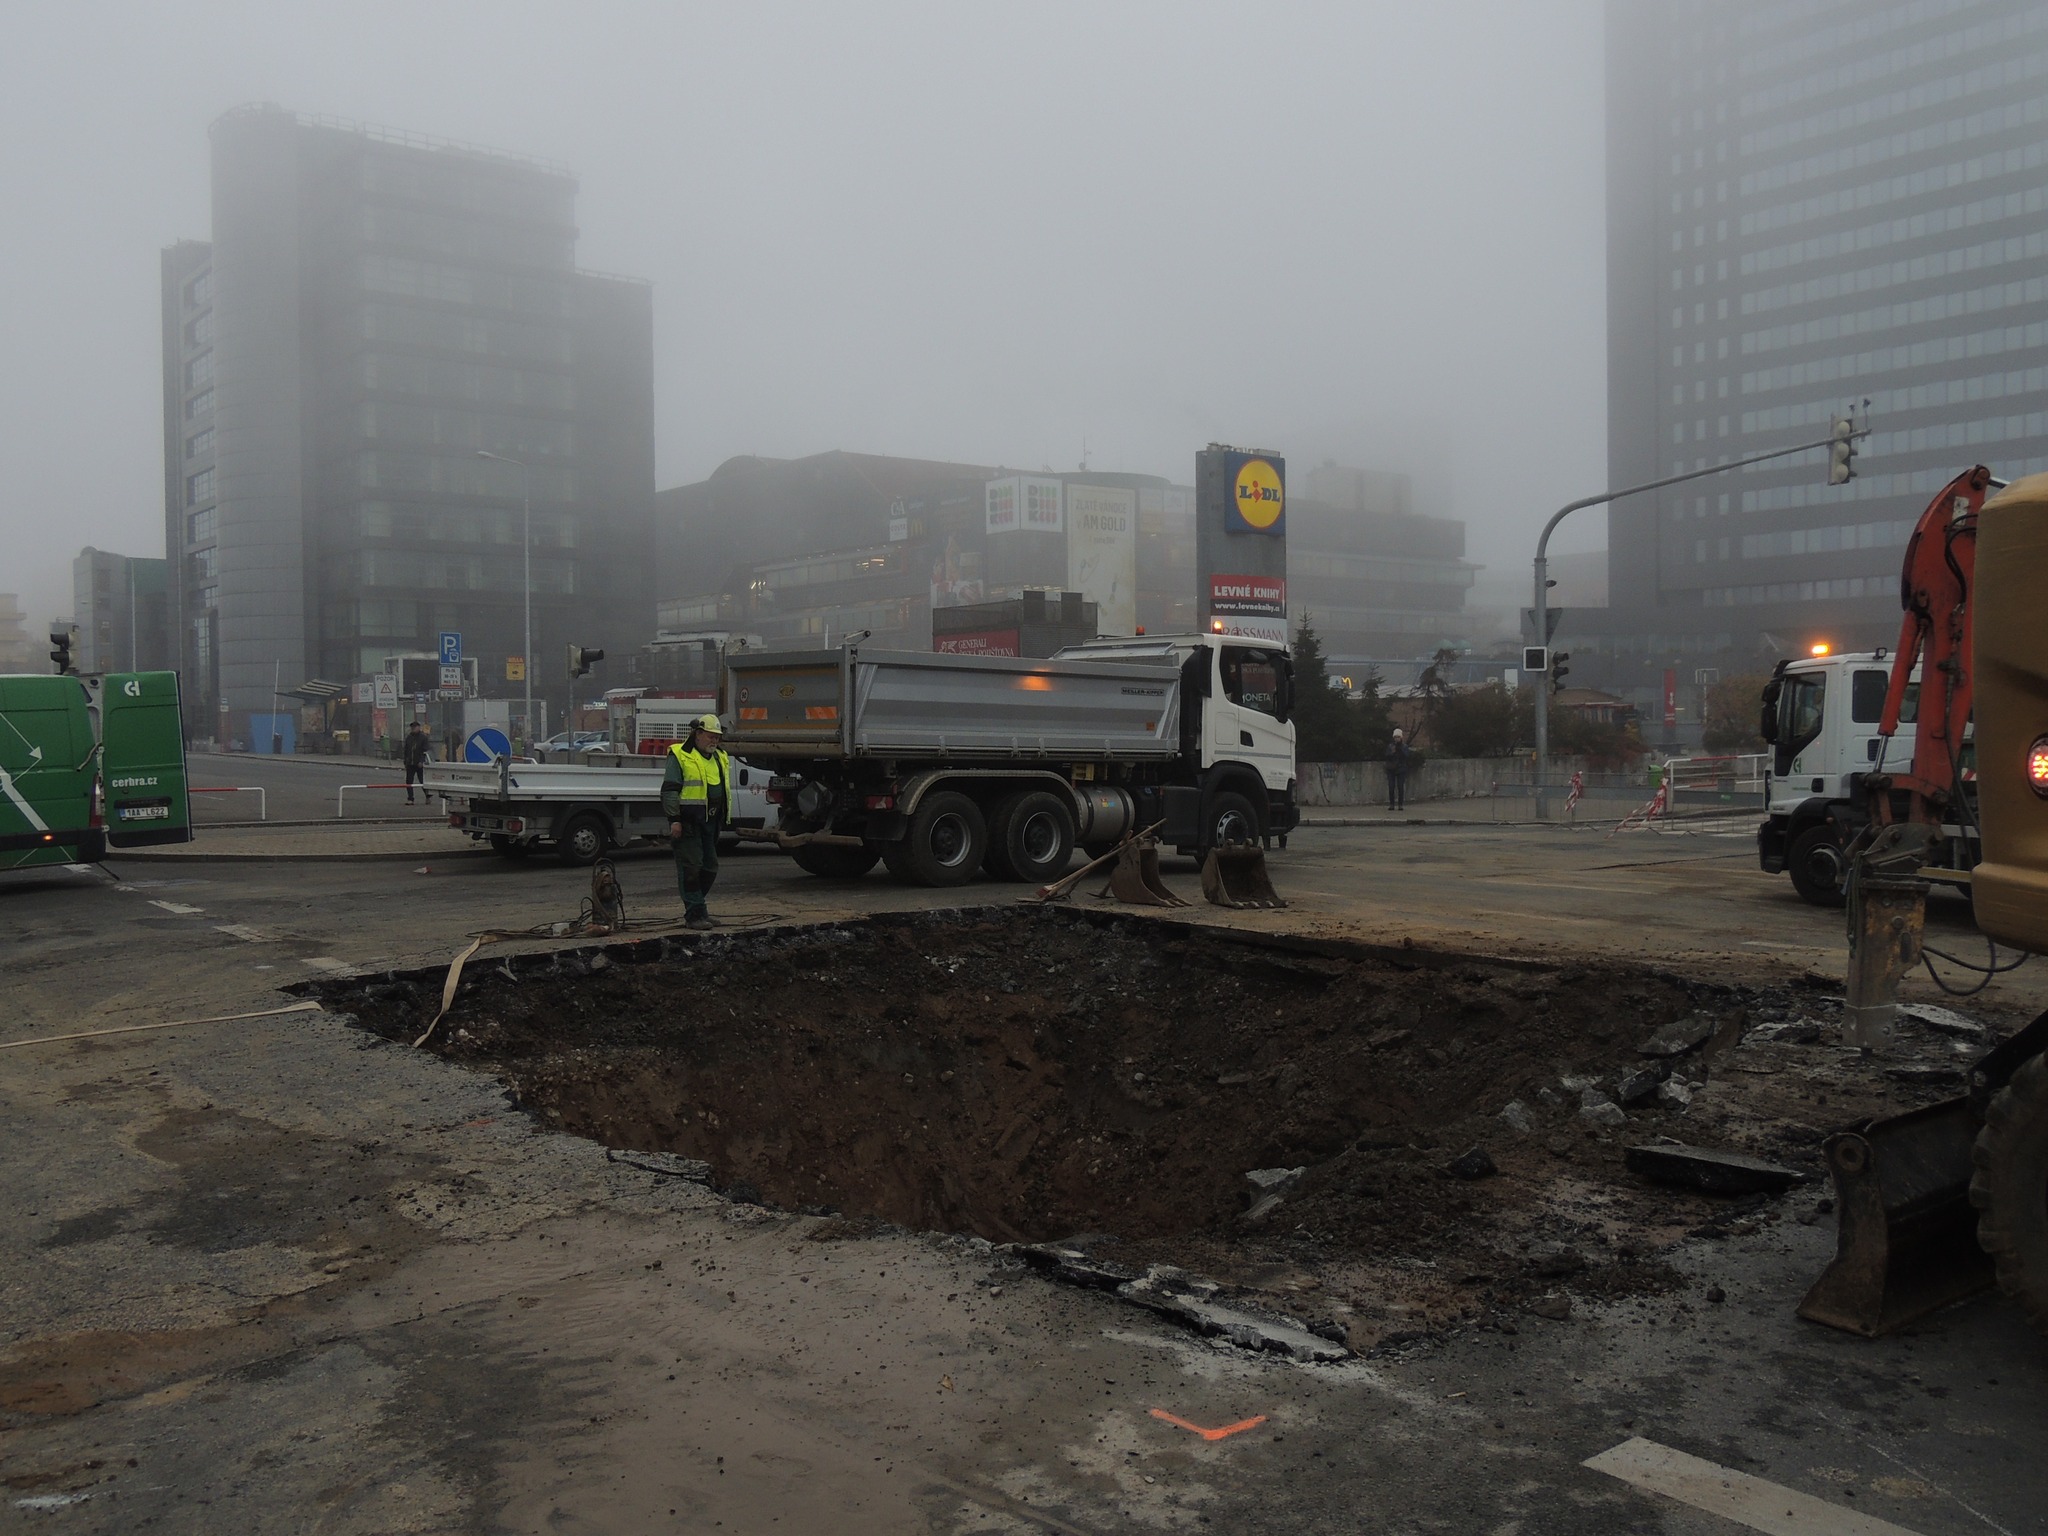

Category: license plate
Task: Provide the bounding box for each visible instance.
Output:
[117,804,170,821]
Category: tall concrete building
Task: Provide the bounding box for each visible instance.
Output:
[1603,0,2048,679]
[72,550,171,674]
[163,105,654,741]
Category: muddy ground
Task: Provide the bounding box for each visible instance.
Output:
[318,906,1990,1350]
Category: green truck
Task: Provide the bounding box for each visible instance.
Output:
[0,670,193,871]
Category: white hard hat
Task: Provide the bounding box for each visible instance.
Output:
[1393,728,1404,740]
[695,713,725,734]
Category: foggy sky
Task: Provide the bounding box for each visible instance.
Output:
[0,1,1610,633]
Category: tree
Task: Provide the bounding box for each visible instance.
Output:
[1425,682,1530,758]
[1290,614,1391,762]
[1416,645,1459,708]
[1550,707,1647,770]
[1703,673,1775,752]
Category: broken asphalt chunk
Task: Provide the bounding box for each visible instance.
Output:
[1118,1266,1350,1362]
[1444,1146,1498,1180]
[1624,1142,1808,1195]
[605,1149,713,1182]
[1614,1065,1667,1107]
[1003,1243,1142,1291]
[1638,1014,1716,1058]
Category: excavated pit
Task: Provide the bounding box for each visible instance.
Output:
[315,908,1836,1337]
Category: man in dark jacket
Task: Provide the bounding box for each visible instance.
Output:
[402,721,431,804]
[1385,728,1410,811]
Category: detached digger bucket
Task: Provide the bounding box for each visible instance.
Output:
[1796,1097,1993,1336]
[1201,840,1286,910]
[1102,837,1188,907]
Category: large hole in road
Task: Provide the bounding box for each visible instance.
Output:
[317,909,1791,1332]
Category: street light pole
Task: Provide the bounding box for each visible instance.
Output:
[1531,424,1867,813]
[476,450,533,748]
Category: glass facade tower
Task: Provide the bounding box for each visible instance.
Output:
[1606,0,2048,664]
[162,105,654,740]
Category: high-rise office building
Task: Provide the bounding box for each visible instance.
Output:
[163,105,654,741]
[1604,0,2048,680]
[71,550,171,674]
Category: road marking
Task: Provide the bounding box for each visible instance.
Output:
[1585,1437,1926,1536]
[1149,1408,1268,1441]
[213,924,267,942]
[148,900,205,915]
[301,956,351,973]
[1743,940,1842,953]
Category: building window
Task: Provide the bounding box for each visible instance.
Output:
[187,547,217,582]
[186,467,215,506]
[183,311,213,348]
[185,270,211,308]
[185,427,215,459]
[187,507,215,544]
[185,388,214,420]
[185,350,214,389]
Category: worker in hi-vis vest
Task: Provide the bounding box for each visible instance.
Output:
[661,713,731,930]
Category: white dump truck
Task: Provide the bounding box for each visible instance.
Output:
[1756,649,1976,904]
[722,631,1299,886]
[424,750,772,864]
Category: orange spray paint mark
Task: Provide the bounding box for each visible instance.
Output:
[1149,1409,1269,1442]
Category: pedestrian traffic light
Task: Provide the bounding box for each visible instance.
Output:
[1549,651,1571,694]
[1827,416,1857,485]
[1522,646,1549,675]
[567,644,605,678]
[49,626,74,675]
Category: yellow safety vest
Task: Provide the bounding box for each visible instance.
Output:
[668,742,731,809]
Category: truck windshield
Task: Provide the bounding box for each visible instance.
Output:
[1776,672,1825,775]
[1221,647,1284,720]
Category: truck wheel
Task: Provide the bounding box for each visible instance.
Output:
[791,843,881,879]
[556,812,609,866]
[488,834,530,859]
[905,791,986,887]
[1202,790,1262,854]
[988,790,1075,884]
[1787,824,1847,906]
[1971,1052,2048,1335]
[880,841,921,884]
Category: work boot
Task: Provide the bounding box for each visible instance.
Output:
[686,913,714,931]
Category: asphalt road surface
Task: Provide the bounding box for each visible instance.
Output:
[2,824,2042,1533]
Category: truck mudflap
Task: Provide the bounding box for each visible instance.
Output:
[1758,817,1788,874]
[1799,1009,2048,1335]
[731,827,868,852]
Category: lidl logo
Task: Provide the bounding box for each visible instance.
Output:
[1231,458,1284,534]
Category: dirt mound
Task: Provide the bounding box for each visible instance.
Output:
[319,909,1829,1339]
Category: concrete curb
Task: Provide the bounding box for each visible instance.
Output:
[116,847,496,865]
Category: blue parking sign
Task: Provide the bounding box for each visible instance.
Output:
[439,631,462,666]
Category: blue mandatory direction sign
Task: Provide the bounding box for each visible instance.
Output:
[439,631,462,666]
[464,726,512,763]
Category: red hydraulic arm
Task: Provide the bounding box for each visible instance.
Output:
[1874,464,1994,826]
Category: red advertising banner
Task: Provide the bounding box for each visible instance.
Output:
[934,629,1021,657]
[1209,574,1286,615]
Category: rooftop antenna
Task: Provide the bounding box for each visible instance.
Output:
[1079,436,1090,472]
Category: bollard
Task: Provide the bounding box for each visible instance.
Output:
[1843,874,1929,1050]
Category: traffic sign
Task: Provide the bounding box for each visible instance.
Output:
[439,631,462,666]
[464,727,512,763]
[439,664,462,688]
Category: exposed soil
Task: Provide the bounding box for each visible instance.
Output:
[315,908,1981,1345]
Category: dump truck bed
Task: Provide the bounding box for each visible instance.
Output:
[724,646,1182,760]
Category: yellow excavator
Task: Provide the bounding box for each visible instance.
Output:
[1797,470,2048,1337]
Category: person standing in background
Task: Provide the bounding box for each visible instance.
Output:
[1386,728,1410,812]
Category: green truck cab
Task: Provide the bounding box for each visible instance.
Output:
[0,671,192,871]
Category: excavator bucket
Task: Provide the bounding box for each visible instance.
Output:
[1798,1010,2048,1336]
[1101,837,1188,907]
[1200,840,1286,910]
[1796,1098,1992,1336]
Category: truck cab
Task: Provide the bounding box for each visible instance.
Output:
[1756,650,1975,904]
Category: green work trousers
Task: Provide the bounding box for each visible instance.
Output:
[673,813,721,916]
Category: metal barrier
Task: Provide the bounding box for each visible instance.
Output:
[189,785,267,820]
[337,783,416,817]
[1663,753,1768,793]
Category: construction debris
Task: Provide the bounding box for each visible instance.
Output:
[1624,1143,1807,1195]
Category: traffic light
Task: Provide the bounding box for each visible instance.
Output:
[1549,650,1571,694]
[1827,415,1857,485]
[49,626,74,675]
[567,644,605,678]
